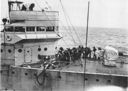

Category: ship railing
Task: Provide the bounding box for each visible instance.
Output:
[10,10,59,21]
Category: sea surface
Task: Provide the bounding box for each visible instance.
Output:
[58,27,128,52]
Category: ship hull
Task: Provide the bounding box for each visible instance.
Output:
[1,65,127,91]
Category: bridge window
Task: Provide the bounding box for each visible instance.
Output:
[15,27,25,32]
[5,26,13,32]
[46,26,54,32]
[37,26,45,32]
[26,27,35,32]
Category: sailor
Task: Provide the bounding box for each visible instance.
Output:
[63,49,70,65]
[92,46,97,59]
[82,48,86,59]
[83,47,89,58]
[97,47,105,60]
[29,3,35,11]
[77,45,83,58]
[96,47,101,60]
[67,48,72,64]
[21,4,27,11]
[87,47,91,58]
[55,47,58,59]
[57,47,64,61]
[74,47,78,60]
[59,47,64,52]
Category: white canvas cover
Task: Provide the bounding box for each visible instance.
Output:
[104,45,118,61]
[103,46,119,66]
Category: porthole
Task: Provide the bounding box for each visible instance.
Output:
[34,73,37,76]
[8,49,12,53]
[1,49,3,53]
[38,48,41,51]
[18,49,22,53]
[58,75,61,78]
[96,79,99,82]
[12,71,15,74]
[27,51,29,53]
[85,78,88,81]
[44,47,47,51]
[25,73,28,76]
[107,80,111,83]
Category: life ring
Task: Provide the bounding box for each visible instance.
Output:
[6,35,12,41]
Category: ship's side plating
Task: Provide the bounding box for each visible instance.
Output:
[1,66,127,91]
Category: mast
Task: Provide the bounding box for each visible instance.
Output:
[83,1,90,90]
[85,1,90,47]
[84,1,90,75]
[84,1,90,72]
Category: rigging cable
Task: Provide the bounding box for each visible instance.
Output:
[44,1,52,11]
[34,0,62,32]
[59,3,77,45]
[34,0,69,47]
[34,0,55,27]
[59,21,77,45]
[59,0,78,44]
[59,0,82,45]
[58,0,77,44]
[32,0,68,46]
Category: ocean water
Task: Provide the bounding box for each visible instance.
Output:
[58,27,128,52]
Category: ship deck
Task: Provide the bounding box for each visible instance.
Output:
[48,56,128,77]
[10,56,128,77]
[1,56,127,91]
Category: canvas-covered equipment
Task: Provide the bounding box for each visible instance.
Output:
[103,46,119,66]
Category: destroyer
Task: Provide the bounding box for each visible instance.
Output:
[0,0,128,91]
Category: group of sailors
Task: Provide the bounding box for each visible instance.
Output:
[37,45,120,69]
[9,2,35,11]
[21,3,35,11]
[55,46,105,64]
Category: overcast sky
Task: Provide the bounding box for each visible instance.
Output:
[0,0,128,29]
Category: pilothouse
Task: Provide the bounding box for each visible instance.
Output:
[1,1,61,66]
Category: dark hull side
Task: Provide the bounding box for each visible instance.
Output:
[0,65,128,91]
